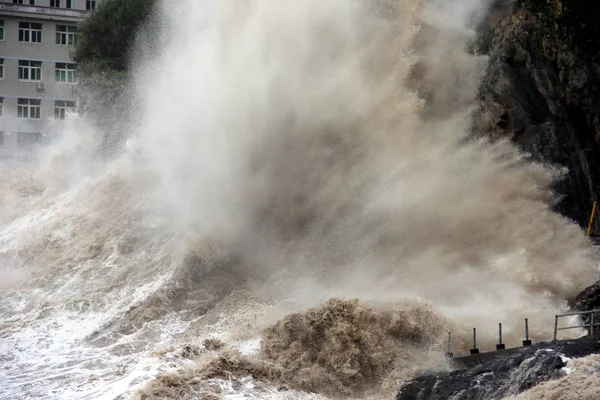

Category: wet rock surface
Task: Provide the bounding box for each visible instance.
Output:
[572,280,600,326]
[475,3,600,227]
[396,338,600,400]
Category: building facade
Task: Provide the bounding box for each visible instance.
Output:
[0,0,98,158]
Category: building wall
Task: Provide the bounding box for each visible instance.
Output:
[2,1,95,10]
[0,0,99,158]
[1,17,76,60]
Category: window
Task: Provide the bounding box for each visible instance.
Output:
[18,132,42,147]
[55,63,76,83]
[0,59,3,79]
[56,25,77,46]
[0,20,4,41]
[50,0,61,7]
[17,98,41,119]
[19,22,42,43]
[18,60,42,81]
[54,100,75,120]
[86,1,96,11]
[66,0,72,8]
[0,97,3,117]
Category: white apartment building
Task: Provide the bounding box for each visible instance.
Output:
[0,0,99,158]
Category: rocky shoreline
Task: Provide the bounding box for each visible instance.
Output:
[396,337,600,400]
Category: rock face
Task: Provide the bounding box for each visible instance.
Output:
[476,1,600,227]
[396,338,600,400]
[572,280,600,326]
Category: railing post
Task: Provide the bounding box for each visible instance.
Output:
[523,318,532,346]
[554,315,558,341]
[470,328,479,355]
[446,332,453,358]
[496,323,505,350]
[591,313,595,336]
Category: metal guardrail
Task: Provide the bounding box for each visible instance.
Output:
[448,312,600,360]
[0,2,89,18]
[447,318,533,358]
[553,309,600,340]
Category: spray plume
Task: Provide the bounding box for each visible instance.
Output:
[129,0,596,343]
[1,0,595,347]
[0,0,598,398]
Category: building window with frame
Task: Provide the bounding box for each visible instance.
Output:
[18,132,42,147]
[17,98,41,119]
[0,59,4,79]
[55,63,76,83]
[56,25,77,46]
[19,22,42,43]
[18,60,42,81]
[0,20,4,41]
[50,0,61,7]
[54,100,76,120]
[86,1,96,11]
[66,0,72,8]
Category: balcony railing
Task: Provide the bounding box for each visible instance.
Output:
[0,2,89,19]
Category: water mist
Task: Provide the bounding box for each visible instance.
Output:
[0,0,598,399]
[135,0,596,343]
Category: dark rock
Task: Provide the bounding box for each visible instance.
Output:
[573,280,600,327]
[476,4,600,227]
[181,345,202,359]
[396,338,600,400]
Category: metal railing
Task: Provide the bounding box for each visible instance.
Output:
[0,2,89,18]
[553,309,600,341]
[446,311,600,359]
[447,318,533,358]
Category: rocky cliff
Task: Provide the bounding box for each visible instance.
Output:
[395,3,600,398]
[476,0,600,227]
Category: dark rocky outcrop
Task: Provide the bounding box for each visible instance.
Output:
[396,338,600,400]
[573,280,600,326]
[476,1,600,227]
